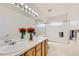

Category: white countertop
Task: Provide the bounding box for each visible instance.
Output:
[0,36,47,56]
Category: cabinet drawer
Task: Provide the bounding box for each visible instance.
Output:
[36,43,41,51]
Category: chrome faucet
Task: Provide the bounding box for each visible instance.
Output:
[2,34,16,45]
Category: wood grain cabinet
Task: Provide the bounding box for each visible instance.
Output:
[41,41,45,56]
[21,39,48,56]
[35,43,42,56]
[24,48,35,56]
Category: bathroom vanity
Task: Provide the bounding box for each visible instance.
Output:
[21,39,48,56]
[0,36,48,56]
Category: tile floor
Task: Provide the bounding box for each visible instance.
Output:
[48,41,79,56]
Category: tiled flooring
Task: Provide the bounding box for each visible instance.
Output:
[48,41,79,56]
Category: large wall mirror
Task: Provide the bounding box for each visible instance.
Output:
[35,19,46,36]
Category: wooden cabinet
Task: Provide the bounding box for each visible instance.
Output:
[36,43,41,51]
[41,39,48,56]
[36,49,42,56]
[24,48,35,56]
[35,43,42,56]
[21,39,48,56]
[45,39,48,56]
[41,41,45,56]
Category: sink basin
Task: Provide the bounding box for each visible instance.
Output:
[0,41,28,54]
[0,36,45,55]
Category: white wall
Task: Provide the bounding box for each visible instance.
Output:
[46,14,70,43]
[45,4,79,43]
[46,22,69,43]
[0,4,35,40]
[69,4,79,30]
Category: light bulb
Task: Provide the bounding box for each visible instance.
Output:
[34,12,36,14]
[36,13,38,16]
[28,8,32,11]
[32,10,34,13]
[20,3,24,6]
[25,5,28,9]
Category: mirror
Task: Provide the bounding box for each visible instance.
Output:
[35,19,46,36]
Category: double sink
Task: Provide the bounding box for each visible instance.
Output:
[0,36,45,55]
[0,39,29,55]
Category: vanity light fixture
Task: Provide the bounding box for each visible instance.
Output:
[33,11,38,17]
[13,3,39,17]
[30,10,33,15]
[25,5,28,9]
[32,10,34,13]
[28,11,31,14]
[34,12,36,15]
[28,8,31,11]
[36,13,38,16]
[32,12,36,16]
[21,6,25,10]
[20,3,24,6]
[15,3,21,8]
[20,3,26,11]
[25,9,28,12]
[31,10,35,16]
[27,8,32,14]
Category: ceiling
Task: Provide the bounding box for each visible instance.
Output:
[24,3,72,22]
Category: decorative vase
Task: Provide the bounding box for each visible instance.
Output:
[29,33,33,40]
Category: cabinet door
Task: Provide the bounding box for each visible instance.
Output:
[20,39,48,56]
[24,48,35,56]
[36,49,42,56]
[41,41,45,56]
[36,43,42,56]
[45,39,48,56]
